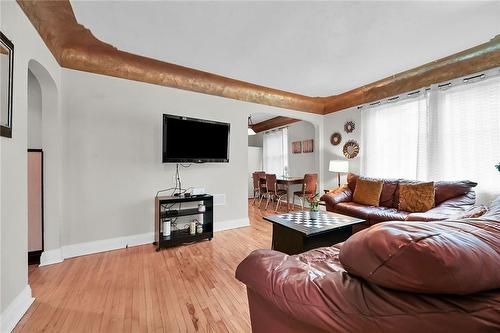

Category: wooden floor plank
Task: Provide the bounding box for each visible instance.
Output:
[14,200,277,332]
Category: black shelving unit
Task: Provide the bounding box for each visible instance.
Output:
[154,194,213,251]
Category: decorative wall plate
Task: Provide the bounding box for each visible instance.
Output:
[343,140,360,159]
[344,121,355,133]
[330,132,342,146]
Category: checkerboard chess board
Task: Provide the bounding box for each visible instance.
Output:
[266,211,365,236]
[279,211,355,228]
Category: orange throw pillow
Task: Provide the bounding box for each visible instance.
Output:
[353,178,384,207]
[399,182,435,212]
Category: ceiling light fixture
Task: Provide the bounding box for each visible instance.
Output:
[248,116,256,135]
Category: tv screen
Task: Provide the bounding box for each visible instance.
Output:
[163,114,230,163]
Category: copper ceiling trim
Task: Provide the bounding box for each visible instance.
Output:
[17,1,500,116]
[323,35,500,114]
[17,0,325,114]
[251,116,300,133]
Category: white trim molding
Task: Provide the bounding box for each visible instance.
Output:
[62,232,154,259]
[0,285,34,333]
[37,218,249,266]
[39,248,64,267]
[214,217,249,232]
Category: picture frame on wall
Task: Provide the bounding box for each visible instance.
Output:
[292,141,302,154]
[302,139,314,153]
[0,32,14,138]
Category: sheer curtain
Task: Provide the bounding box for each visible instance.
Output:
[428,76,500,201]
[361,96,428,179]
[361,74,500,202]
[263,128,288,177]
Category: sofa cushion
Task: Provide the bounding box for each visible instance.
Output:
[347,173,398,207]
[339,220,500,295]
[333,202,375,220]
[352,178,384,206]
[367,206,409,222]
[451,205,488,219]
[398,182,435,212]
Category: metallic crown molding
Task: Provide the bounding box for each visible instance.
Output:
[17,1,500,116]
[17,0,325,114]
[323,35,500,113]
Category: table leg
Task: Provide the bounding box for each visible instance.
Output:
[286,185,291,211]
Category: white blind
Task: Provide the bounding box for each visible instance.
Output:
[428,76,500,201]
[361,96,428,179]
[263,128,288,177]
[360,74,500,203]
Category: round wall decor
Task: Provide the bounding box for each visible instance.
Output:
[330,132,342,146]
[343,140,360,159]
[344,121,355,133]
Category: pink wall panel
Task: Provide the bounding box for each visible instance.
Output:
[28,151,43,252]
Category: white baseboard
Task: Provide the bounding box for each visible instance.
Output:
[39,248,64,267]
[36,218,249,265]
[214,217,249,232]
[1,285,34,333]
[62,232,154,259]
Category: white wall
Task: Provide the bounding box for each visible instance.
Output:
[287,121,317,177]
[27,70,42,149]
[0,1,61,331]
[247,132,263,147]
[323,107,361,190]
[247,147,263,197]
[60,68,324,246]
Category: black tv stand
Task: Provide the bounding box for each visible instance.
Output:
[154,194,213,251]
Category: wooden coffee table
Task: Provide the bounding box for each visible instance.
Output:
[264,211,365,255]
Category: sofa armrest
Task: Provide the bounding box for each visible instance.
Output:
[406,192,476,222]
[320,186,353,211]
[235,248,365,332]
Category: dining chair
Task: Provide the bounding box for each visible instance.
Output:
[293,173,318,210]
[252,171,266,205]
[262,174,288,212]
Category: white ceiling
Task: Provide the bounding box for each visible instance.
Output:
[71,1,500,97]
[250,113,277,124]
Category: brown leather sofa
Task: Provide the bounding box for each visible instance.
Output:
[320,173,477,226]
[236,198,500,333]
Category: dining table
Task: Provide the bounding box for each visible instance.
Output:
[260,176,305,211]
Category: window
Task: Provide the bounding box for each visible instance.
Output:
[428,76,500,199]
[361,73,500,201]
[361,96,428,179]
[263,128,288,177]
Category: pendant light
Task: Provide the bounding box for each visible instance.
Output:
[248,116,256,135]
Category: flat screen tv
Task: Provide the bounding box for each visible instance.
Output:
[162,114,230,163]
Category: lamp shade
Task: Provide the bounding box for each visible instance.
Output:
[329,160,349,173]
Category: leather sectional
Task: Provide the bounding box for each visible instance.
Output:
[236,197,500,333]
[321,173,478,227]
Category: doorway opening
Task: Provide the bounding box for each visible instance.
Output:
[247,113,318,214]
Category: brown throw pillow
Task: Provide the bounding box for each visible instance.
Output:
[353,178,384,207]
[398,182,435,212]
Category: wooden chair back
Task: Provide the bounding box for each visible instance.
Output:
[303,173,318,195]
[265,174,277,193]
[252,172,265,190]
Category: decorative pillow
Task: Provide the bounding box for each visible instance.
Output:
[352,178,384,207]
[339,221,500,294]
[398,182,435,212]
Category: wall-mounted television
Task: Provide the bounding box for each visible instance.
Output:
[162,114,230,163]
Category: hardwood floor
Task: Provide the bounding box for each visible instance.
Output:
[14,200,279,333]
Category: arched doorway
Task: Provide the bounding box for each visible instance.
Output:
[248,113,319,212]
[27,59,63,266]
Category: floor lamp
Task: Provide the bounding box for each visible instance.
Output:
[329,160,349,187]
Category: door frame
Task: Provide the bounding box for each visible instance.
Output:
[27,149,44,265]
